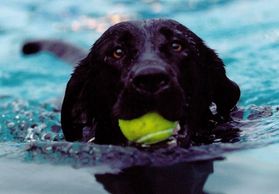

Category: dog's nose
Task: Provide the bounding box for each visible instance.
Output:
[132,66,170,94]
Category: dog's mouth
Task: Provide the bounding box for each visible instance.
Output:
[111,65,187,145]
[112,80,186,122]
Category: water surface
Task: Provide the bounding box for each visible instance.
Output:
[1,0,279,193]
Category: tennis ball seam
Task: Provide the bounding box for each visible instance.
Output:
[118,112,177,144]
[136,128,174,144]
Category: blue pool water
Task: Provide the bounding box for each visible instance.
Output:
[0,0,279,193]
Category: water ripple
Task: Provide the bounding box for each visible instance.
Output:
[1,98,278,168]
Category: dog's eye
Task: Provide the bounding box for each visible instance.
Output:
[112,48,124,59]
[171,42,182,52]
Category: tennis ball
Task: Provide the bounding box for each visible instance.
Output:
[118,112,177,145]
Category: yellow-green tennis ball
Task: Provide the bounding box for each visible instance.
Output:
[118,112,177,145]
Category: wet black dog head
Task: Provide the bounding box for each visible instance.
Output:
[61,19,240,145]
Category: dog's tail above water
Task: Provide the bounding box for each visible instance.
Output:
[22,40,87,66]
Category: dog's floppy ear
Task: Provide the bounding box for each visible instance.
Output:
[61,55,94,141]
[202,46,240,119]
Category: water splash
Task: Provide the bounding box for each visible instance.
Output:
[0,97,63,143]
[1,97,278,169]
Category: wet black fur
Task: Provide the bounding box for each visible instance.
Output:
[58,19,240,145]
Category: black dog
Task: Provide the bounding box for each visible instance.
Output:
[22,19,240,146]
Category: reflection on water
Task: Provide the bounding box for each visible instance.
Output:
[0,97,276,193]
[95,160,214,194]
[0,98,276,193]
